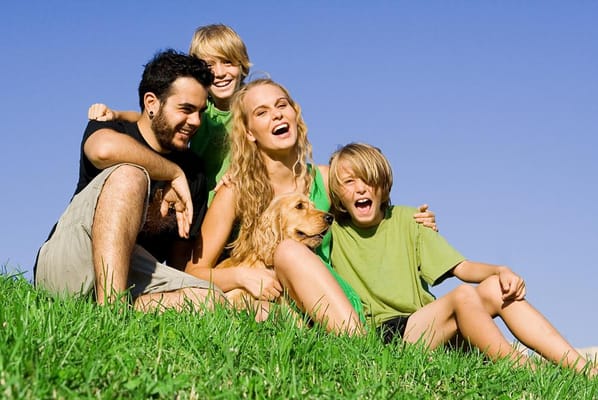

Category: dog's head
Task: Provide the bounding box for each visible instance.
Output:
[264,192,333,250]
[230,192,334,267]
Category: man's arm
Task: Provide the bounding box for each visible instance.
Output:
[84,128,193,238]
[84,128,180,179]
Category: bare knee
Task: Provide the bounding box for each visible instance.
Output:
[273,239,310,275]
[94,164,149,232]
[451,284,479,307]
[476,275,505,314]
[105,164,148,194]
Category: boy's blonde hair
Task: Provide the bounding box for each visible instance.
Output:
[329,143,393,220]
[189,24,251,79]
[227,78,314,242]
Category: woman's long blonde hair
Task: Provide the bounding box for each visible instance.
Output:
[227,79,314,245]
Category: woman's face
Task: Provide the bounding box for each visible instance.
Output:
[203,55,243,110]
[243,84,298,153]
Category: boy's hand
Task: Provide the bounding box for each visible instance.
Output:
[88,103,115,121]
[498,267,526,301]
[414,204,438,231]
[213,172,233,193]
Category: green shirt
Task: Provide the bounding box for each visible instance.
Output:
[331,206,465,326]
[189,100,232,205]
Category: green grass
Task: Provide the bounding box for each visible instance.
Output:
[1,269,596,399]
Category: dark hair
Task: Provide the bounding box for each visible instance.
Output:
[138,49,214,110]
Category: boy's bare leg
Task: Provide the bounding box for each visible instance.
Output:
[273,239,363,335]
[92,165,146,304]
[404,284,526,364]
[476,276,596,374]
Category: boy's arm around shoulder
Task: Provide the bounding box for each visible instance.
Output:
[88,103,141,122]
[453,260,527,301]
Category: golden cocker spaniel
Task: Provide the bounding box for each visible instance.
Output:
[217,192,333,306]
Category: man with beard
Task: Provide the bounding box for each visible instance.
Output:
[35,49,223,311]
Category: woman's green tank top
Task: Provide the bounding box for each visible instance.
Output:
[309,166,364,322]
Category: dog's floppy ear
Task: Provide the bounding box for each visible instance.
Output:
[253,200,284,266]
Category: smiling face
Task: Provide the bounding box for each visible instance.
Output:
[335,160,385,229]
[203,56,243,110]
[189,24,250,111]
[150,77,208,152]
[242,83,298,154]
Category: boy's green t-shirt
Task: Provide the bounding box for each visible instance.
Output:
[189,100,232,204]
[330,206,465,327]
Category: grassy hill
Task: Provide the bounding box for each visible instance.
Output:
[1,271,596,399]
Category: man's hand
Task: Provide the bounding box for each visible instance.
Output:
[88,103,115,121]
[414,204,438,231]
[497,266,526,301]
[160,174,193,239]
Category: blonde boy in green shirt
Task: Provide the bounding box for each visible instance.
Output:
[329,142,596,375]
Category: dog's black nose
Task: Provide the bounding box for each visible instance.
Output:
[324,214,334,224]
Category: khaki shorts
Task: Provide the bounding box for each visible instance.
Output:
[35,164,215,299]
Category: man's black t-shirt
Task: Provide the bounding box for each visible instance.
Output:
[75,120,208,262]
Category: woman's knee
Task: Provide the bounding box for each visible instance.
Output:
[273,239,310,273]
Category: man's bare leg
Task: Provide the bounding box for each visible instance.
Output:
[134,287,224,312]
[92,165,147,304]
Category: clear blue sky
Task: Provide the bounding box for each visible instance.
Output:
[1,2,596,347]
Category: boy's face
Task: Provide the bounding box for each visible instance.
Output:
[336,160,385,229]
[203,55,243,108]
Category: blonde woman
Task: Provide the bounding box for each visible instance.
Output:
[185,79,435,334]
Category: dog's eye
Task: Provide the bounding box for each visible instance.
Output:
[295,202,304,210]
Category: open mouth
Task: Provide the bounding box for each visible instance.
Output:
[272,123,289,136]
[355,199,372,209]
